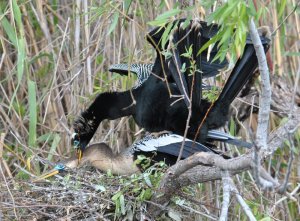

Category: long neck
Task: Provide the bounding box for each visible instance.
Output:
[65,143,139,175]
[85,91,135,121]
[65,143,114,169]
[75,91,135,147]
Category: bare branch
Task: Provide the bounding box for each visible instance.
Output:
[249,18,271,150]
[278,132,295,194]
[249,18,272,189]
[229,178,256,221]
[219,171,231,221]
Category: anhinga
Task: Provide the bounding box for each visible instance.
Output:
[108,63,251,148]
[72,19,270,159]
[34,132,222,181]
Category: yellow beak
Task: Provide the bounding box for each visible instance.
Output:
[77,149,83,162]
[32,169,59,182]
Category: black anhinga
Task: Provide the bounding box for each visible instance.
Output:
[72,19,270,157]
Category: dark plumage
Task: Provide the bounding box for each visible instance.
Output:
[73,19,270,154]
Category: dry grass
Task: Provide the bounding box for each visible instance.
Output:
[0,0,300,220]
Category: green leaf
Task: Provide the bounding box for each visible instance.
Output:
[219,1,239,23]
[198,30,223,56]
[218,26,232,47]
[119,194,126,215]
[207,4,228,24]
[112,191,123,201]
[260,217,272,221]
[148,8,181,26]
[229,118,236,136]
[143,174,152,187]
[278,0,287,18]
[28,80,37,148]
[0,15,17,46]
[17,38,25,83]
[95,185,106,192]
[247,0,257,17]
[107,12,119,35]
[161,21,174,50]
[12,0,22,30]
[284,52,300,57]
[124,0,132,13]
[37,133,55,143]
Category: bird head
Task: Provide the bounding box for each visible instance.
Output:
[71,132,85,161]
[32,157,81,182]
[72,114,96,161]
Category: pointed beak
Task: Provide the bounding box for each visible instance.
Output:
[77,149,83,162]
[32,169,60,182]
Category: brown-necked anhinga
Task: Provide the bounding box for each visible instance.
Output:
[72,19,270,159]
[34,132,222,181]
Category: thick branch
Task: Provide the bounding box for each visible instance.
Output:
[249,18,271,150]
[148,108,300,217]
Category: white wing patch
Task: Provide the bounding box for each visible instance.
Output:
[130,133,191,153]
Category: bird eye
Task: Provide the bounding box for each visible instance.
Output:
[71,133,80,148]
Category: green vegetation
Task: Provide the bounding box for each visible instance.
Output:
[0,0,299,220]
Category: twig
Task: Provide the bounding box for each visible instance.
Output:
[273,183,300,209]
[178,203,217,220]
[13,163,37,178]
[271,0,300,36]
[278,132,295,194]
[56,118,73,136]
[229,178,256,221]
[0,163,19,220]
[219,171,231,221]
[0,133,4,159]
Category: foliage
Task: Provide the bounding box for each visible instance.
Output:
[0,0,299,220]
[112,162,167,218]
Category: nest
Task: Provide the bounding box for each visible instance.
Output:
[1,167,119,220]
[1,164,199,220]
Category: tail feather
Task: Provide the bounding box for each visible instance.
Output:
[216,37,270,105]
[147,20,228,79]
[207,130,252,148]
[147,20,229,109]
[166,26,190,107]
